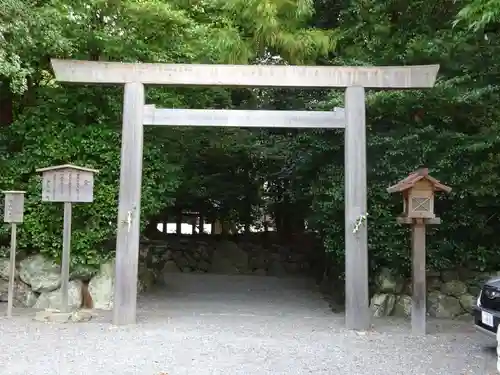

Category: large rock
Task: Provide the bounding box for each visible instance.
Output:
[1,258,32,305]
[393,295,412,317]
[427,291,464,318]
[19,255,61,293]
[427,276,442,291]
[34,280,83,310]
[0,278,8,301]
[375,268,404,293]
[0,279,38,307]
[162,260,181,273]
[70,265,97,281]
[138,236,316,278]
[441,280,468,297]
[15,281,38,307]
[137,265,156,293]
[87,259,158,309]
[0,258,12,280]
[440,270,459,283]
[405,276,441,295]
[459,293,476,313]
[210,241,249,274]
[370,293,396,317]
[88,260,115,310]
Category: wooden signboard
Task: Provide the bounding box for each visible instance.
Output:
[37,164,96,203]
[36,164,98,313]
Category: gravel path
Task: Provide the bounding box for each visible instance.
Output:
[0,274,497,375]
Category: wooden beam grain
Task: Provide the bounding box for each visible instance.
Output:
[51,59,439,88]
[60,202,72,313]
[344,86,370,331]
[113,82,144,325]
[396,217,441,225]
[143,106,346,128]
[411,222,427,335]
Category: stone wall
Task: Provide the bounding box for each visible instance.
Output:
[0,254,157,311]
[370,268,491,319]
[0,234,320,311]
[1,237,493,321]
[141,235,318,278]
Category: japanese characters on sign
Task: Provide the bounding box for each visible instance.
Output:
[37,165,97,203]
[3,191,25,223]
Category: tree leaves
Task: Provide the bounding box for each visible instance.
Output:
[455,0,500,31]
[2,0,500,279]
[0,0,333,270]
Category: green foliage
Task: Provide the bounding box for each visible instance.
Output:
[290,0,500,277]
[2,0,500,281]
[0,86,184,269]
[0,0,333,272]
[455,0,500,30]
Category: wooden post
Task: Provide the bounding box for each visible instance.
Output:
[411,219,426,335]
[388,168,450,335]
[3,190,26,318]
[60,202,72,312]
[6,223,17,317]
[344,86,370,331]
[113,82,145,325]
[36,165,97,314]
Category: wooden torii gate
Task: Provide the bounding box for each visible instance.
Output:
[50,59,439,329]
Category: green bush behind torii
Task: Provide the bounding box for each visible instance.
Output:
[1,0,500,279]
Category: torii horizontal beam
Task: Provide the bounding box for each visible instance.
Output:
[142,105,346,128]
[51,59,439,88]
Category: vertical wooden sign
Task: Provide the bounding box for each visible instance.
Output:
[2,190,26,317]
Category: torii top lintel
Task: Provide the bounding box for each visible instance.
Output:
[50,59,439,89]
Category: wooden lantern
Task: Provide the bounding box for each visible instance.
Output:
[36,164,98,203]
[387,168,451,336]
[3,191,26,223]
[387,168,451,220]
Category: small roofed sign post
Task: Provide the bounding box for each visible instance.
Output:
[387,168,451,335]
[36,164,98,313]
[50,58,439,328]
[3,190,26,317]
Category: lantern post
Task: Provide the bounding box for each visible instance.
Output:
[387,168,451,335]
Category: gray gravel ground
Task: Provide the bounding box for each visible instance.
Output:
[0,274,497,375]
